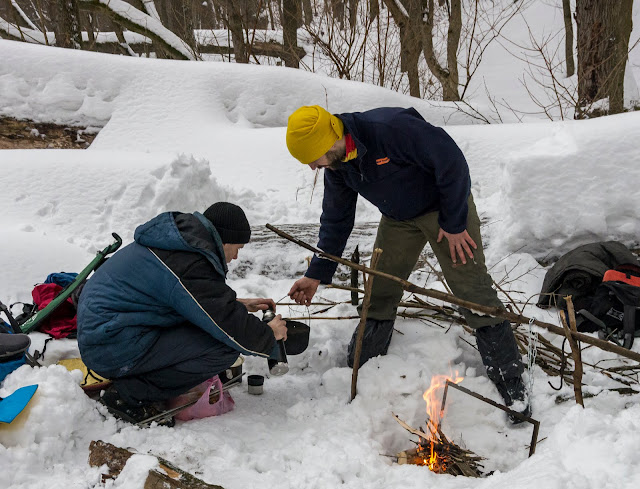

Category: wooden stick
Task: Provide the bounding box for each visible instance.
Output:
[285,316,359,320]
[265,224,640,365]
[392,413,430,443]
[327,283,365,294]
[351,248,382,401]
[422,258,453,295]
[351,246,360,305]
[561,296,584,407]
[440,381,540,457]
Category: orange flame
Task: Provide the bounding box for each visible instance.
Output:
[421,371,463,471]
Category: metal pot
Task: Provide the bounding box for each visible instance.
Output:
[284,320,310,355]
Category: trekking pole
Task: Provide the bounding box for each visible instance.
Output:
[20,233,122,334]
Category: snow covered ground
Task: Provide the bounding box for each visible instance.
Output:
[1,31,640,489]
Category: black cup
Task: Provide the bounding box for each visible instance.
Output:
[247,374,264,395]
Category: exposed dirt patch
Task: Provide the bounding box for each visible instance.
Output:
[0,117,98,149]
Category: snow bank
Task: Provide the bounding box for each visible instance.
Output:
[0,40,473,131]
[0,151,229,250]
[449,112,640,259]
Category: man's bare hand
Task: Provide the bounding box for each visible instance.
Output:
[437,228,477,265]
[238,298,277,313]
[268,314,288,341]
[288,277,320,306]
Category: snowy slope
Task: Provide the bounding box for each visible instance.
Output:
[1,36,640,489]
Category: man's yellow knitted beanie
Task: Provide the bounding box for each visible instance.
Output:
[286,105,344,164]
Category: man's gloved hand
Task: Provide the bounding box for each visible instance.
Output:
[288,277,320,306]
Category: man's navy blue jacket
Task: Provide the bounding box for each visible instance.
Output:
[306,107,471,284]
[77,212,277,377]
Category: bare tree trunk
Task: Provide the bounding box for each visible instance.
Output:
[563,0,575,77]
[400,22,421,97]
[206,0,223,28]
[329,0,344,29]
[302,0,312,26]
[422,0,461,101]
[53,0,82,48]
[266,0,275,29]
[383,0,421,98]
[156,0,198,55]
[444,0,461,100]
[85,12,95,47]
[282,0,300,67]
[576,0,633,116]
[220,0,248,62]
[369,0,378,22]
[348,0,358,30]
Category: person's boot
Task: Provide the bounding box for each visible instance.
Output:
[99,385,175,427]
[347,318,395,368]
[475,320,530,423]
[0,333,31,361]
[494,375,531,423]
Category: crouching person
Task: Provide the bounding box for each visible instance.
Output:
[77,202,286,426]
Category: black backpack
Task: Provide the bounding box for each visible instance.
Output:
[577,264,640,349]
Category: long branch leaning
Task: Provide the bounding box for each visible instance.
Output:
[266,223,640,365]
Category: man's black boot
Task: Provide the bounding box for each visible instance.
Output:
[99,385,175,427]
[494,375,531,423]
[475,320,530,423]
[347,318,395,368]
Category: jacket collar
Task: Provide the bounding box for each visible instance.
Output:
[338,114,368,161]
[134,212,228,278]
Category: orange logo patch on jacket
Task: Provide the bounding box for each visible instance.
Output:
[376,157,390,165]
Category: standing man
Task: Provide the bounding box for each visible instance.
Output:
[285,106,529,419]
[77,202,287,425]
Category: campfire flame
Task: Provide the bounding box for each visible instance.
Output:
[421,372,463,471]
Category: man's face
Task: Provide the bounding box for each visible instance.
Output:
[223,243,245,263]
[308,144,344,171]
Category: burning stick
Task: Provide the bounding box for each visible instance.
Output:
[393,414,485,477]
[392,373,486,477]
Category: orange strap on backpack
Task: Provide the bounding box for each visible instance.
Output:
[603,266,640,287]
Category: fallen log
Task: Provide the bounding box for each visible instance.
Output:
[88,440,224,489]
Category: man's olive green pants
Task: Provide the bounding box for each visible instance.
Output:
[359,194,504,329]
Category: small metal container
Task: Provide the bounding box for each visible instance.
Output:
[247,374,264,395]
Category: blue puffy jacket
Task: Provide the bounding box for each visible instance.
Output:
[77,212,277,377]
[306,107,471,283]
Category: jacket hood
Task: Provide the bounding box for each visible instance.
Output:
[134,212,228,277]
